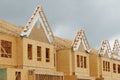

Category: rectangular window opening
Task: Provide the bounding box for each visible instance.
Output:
[37,46,41,61]
[80,56,83,68]
[15,72,21,80]
[54,53,56,67]
[106,61,108,71]
[28,44,32,60]
[113,63,116,73]
[108,62,110,72]
[77,55,80,67]
[118,65,120,73]
[103,61,105,71]
[1,40,12,58]
[84,57,87,68]
[46,48,50,62]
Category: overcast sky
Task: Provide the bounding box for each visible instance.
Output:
[0,0,120,49]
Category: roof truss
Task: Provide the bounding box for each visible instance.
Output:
[112,39,120,60]
[99,39,120,60]
[112,39,120,55]
[72,30,91,53]
[21,5,54,44]
[98,40,112,58]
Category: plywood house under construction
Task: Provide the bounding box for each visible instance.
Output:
[56,30,96,80]
[1,5,120,80]
[0,6,63,80]
[89,40,120,80]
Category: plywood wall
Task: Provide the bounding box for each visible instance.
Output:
[74,51,90,77]
[0,33,17,68]
[28,23,49,43]
[22,38,55,70]
[57,49,72,75]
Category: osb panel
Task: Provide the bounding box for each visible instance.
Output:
[89,54,98,77]
[57,49,71,75]
[104,50,110,58]
[78,42,86,52]
[64,75,76,80]
[22,38,55,69]
[16,38,23,68]
[28,23,49,43]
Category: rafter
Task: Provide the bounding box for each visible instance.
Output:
[72,29,91,52]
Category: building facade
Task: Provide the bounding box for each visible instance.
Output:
[0,5,120,80]
[56,30,94,80]
[0,6,63,80]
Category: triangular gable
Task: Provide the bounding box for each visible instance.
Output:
[112,39,120,60]
[98,40,112,58]
[78,42,85,52]
[28,22,49,43]
[112,39,120,55]
[104,50,110,58]
[20,5,54,44]
[71,30,91,53]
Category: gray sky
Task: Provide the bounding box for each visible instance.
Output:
[0,0,120,49]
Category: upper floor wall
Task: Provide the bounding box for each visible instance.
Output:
[0,33,18,68]
[73,50,90,77]
[56,44,91,77]
[22,38,56,70]
[0,33,56,70]
[100,57,120,80]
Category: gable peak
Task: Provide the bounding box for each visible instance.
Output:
[98,40,112,58]
[112,39,120,56]
[21,5,54,44]
[72,29,91,53]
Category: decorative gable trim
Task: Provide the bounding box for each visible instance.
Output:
[98,40,112,58]
[21,5,54,44]
[71,30,91,53]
